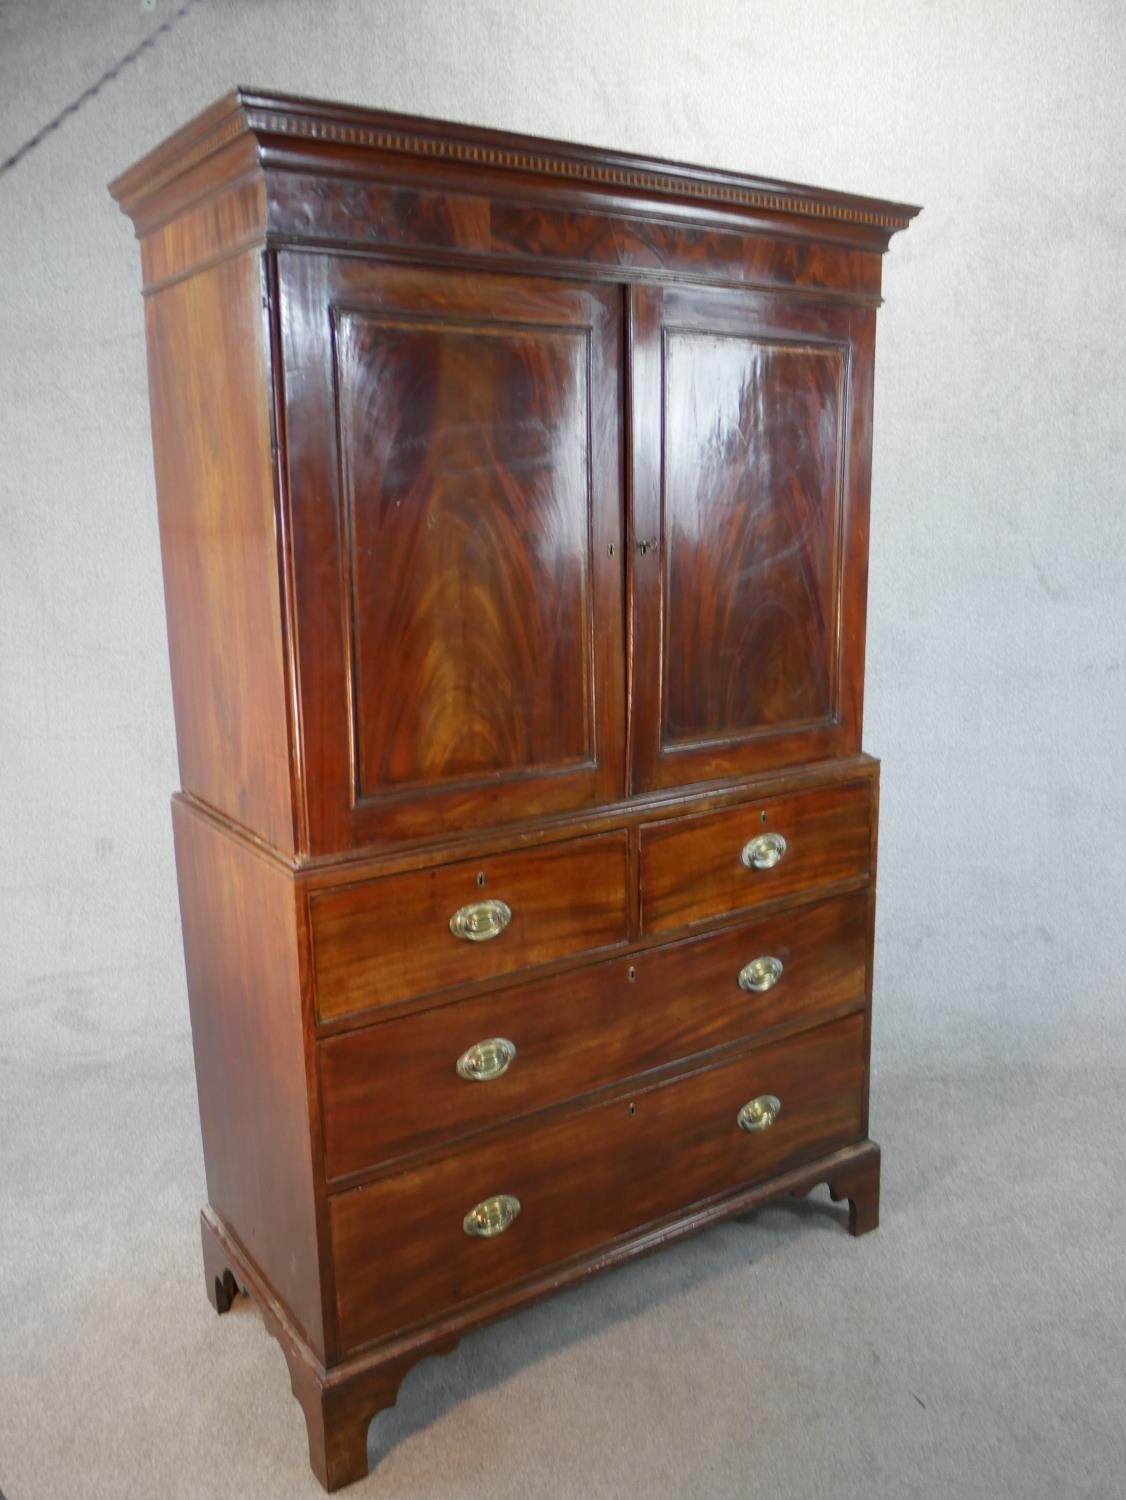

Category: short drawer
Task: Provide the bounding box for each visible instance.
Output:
[640,780,872,935]
[319,890,869,1179]
[330,1011,866,1351]
[310,832,629,1022]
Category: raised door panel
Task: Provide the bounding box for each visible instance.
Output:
[278,255,625,851]
[630,285,875,792]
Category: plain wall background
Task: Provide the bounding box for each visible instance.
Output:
[1,2,1124,1492]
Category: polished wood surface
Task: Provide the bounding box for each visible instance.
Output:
[310,832,629,1021]
[146,254,296,853]
[331,1012,866,1351]
[319,890,868,1180]
[640,780,872,933]
[279,255,626,850]
[113,89,914,1492]
[139,174,266,290]
[268,172,890,300]
[172,800,325,1355]
[662,330,841,736]
[630,284,877,792]
[337,291,597,793]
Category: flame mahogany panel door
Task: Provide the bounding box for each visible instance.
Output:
[278,254,627,851]
[629,284,877,793]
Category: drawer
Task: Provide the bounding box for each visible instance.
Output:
[310,832,629,1022]
[640,780,872,935]
[330,1012,865,1350]
[319,891,869,1178]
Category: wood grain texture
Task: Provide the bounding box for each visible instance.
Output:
[640,780,871,934]
[311,832,629,1022]
[264,172,887,301]
[145,252,295,853]
[279,255,626,851]
[629,284,876,793]
[173,800,324,1355]
[331,1012,866,1351]
[139,174,267,290]
[319,890,869,1180]
[662,332,843,741]
[335,307,593,793]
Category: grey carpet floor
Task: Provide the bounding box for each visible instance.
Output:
[2,1017,1124,1500]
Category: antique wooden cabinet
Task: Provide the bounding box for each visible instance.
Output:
[111,89,917,1490]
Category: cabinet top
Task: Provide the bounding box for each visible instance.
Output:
[109,85,920,244]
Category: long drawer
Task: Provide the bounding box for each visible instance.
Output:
[640,781,872,935]
[310,832,629,1022]
[319,890,869,1179]
[330,1012,866,1351]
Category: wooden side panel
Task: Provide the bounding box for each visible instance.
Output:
[172,800,325,1356]
[139,173,267,288]
[331,1013,866,1351]
[145,253,294,852]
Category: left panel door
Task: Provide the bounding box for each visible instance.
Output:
[277,254,626,851]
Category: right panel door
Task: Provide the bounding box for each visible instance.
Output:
[629,284,876,793]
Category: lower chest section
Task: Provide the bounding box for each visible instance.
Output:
[306,771,877,1356]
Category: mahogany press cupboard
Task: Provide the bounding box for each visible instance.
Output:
[110,90,918,1490]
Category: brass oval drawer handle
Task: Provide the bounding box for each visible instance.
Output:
[738,956,784,993]
[741,832,787,870]
[463,1194,521,1238]
[449,898,512,942]
[737,1094,782,1132]
[456,1037,517,1082]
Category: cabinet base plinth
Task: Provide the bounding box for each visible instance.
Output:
[200,1139,881,1492]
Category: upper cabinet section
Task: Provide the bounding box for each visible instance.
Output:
[112,90,916,859]
[629,285,877,792]
[279,255,626,847]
